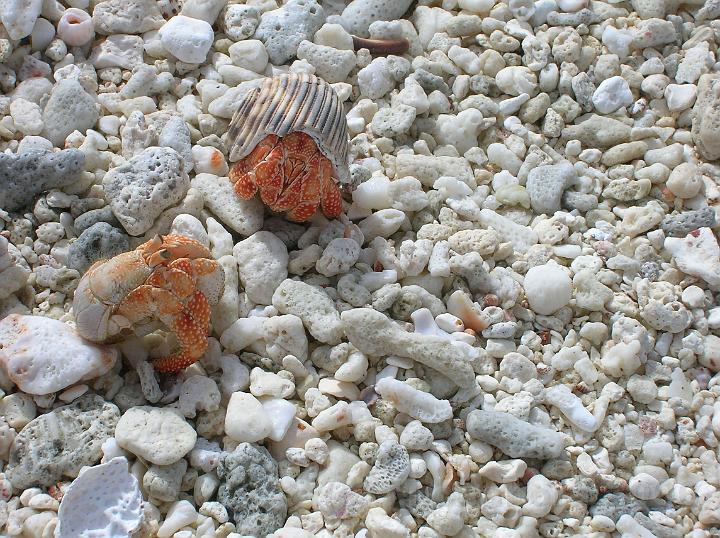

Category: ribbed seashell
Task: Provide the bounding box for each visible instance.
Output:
[227,73,350,185]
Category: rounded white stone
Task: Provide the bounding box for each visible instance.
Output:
[159,15,214,64]
[592,75,633,113]
[224,391,271,442]
[523,262,572,315]
[629,473,660,500]
[666,162,702,199]
[115,406,197,465]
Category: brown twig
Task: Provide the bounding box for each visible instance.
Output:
[352,35,410,55]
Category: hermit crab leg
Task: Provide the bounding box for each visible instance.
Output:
[117,284,210,373]
[319,160,343,219]
[255,143,286,207]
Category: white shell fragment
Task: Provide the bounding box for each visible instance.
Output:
[56,457,143,538]
[375,377,453,423]
[0,314,118,395]
[227,73,350,185]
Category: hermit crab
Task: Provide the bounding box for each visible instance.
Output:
[227,73,351,222]
[72,235,224,373]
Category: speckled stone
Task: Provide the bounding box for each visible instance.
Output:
[67,222,131,273]
[589,493,648,522]
[217,443,287,537]
[5,394,120,489]
[661,207,717,237]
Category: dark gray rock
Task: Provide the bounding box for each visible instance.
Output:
[73,206,120,234]
[254,0,325,64]
[217,443,287,538]
[0,149,85,212]
[67,222,130,273]
[589,493,648,521]
[6,394,120,489]
[42,79,99,147]
[466,409,565,459]
[661,207,716,237]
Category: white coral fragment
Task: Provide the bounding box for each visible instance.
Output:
[56,457,143,538]
[375,377,453,423]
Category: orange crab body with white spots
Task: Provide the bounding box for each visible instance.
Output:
[72,235,224,373]
[226,73,351,222]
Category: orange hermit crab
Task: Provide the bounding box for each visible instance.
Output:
[72,235,224,373]
[227,73,351,222]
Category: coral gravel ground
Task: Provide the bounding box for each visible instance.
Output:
[0,0,719,537]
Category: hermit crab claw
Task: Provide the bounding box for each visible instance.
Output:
[226,73,351,222]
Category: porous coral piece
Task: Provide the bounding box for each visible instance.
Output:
[363,441,410,494]
[466,409,566,459]
[0,149,85,211]
[217,443,288,537]
[342,308,476,387]
[103,147,190,236]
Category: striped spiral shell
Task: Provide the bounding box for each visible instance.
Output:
[227,73,350,185]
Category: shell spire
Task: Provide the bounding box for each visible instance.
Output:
[227,73,351,186]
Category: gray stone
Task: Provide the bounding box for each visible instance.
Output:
[0,149,84,212]
[466,409,565,459]
[67,222,130,273]
[562,191,598,212]
[5,394,120,489]
[363,441,410,494]
[564,476,598,504]
[143,459,187,502]
[561,115,632,149]
[634,513,682,538]
[399,492,436,520]
[103,147,190,236]
[254,0,326,65]
[92,0,164,35]
[42,79,99,147]
[416,68,450,94]
[370,105,417,138]
[589,493,648,521]
[661,207,717,237]
[73,206,120,234]
[158,116,193,172]
[217,443,287,538]
[692,73,720,155]
[526,161,575,215]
